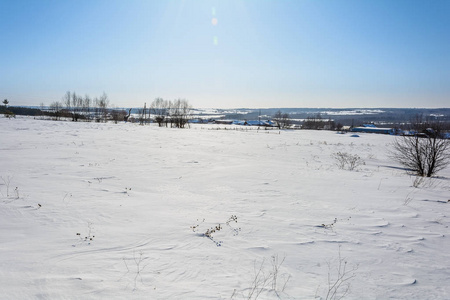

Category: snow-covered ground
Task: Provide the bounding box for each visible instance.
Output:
[1,116,449,299]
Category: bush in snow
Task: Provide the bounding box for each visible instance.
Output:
[390,115,450,177]
[332,152,365,171]
[390,133,450,177]
[191,215,241,247]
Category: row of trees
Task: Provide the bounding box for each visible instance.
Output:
[272,111,345,130]
[273,110,291,129]
[302,113,337,130]
[148,98,192,128]
[49,91,111,122]
[30,93,193,126]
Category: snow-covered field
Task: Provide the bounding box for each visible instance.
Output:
[1,116,449,299]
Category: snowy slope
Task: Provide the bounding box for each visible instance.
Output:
[1,116,449,299]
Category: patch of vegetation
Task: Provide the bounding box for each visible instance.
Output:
[191,215,241,247]
[332,152,365,171]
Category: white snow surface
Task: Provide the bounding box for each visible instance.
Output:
[1,117,449,299]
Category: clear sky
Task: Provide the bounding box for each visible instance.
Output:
[1,0,449,108]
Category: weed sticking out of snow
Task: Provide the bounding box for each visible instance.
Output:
[122,251,150,291]
[318,218,338,230]
[191,215,241,246]
[316,246,358,300]
[1,175,13,197]
[233,254,290,300]
[14,186,20,199]
[73,222,95,246]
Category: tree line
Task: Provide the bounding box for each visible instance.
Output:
[147,98,192,128]
[50,92,193,127]
[2,93,194,126]
[49,91,113,122]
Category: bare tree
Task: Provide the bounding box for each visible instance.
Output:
[123,108,132,122]
[150,97,168,127]
[273,110,291,129]
[62,91,84,121]
[63,91,71,119]
[273,110,283,129]
[97,92,109,122]
[50,101,63,120]
[111,108,127,124]
[303,113,323,129]
[138,103,149,125]
[281,113,291,129]
[82,95,92,121]
[71,91,77,121]
[165,100,173,127]
[71,92,83,121]
[170,99,191,128]
[93,97,100,122]
[39,102,45,118]
[391,118,450,177]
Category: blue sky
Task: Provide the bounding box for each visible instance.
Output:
[1,0,449,108]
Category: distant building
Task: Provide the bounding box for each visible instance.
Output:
[245,120,276,127]
[214,120,233,125]
[351,124,394,135]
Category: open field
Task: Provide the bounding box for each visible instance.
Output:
[1,116,449,299]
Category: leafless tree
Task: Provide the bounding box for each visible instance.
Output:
[93,97,100,122]
[281,113,291,128]
[273,110,283,129]
[96,92,109,122]
[165,100,173,127]
[37,102,45,118]
[82,95,92,121]
[391,117,450,177]
[62,91,82,121]
[170,99,191,128]
[273,111,291,129]
[150,97,168,127]
[123,108,132,122]
[71,92,83,121]
[111,108,127,124]
[50,101,63,120]
[63,91,72,119]
[303,113,323,129]
[138,103,149,125]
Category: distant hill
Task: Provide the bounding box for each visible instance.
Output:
[3,106,450,128]
[191,107,450,127]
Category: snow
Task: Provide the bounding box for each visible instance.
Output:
[319,110,385,116]
[1,116,449,299]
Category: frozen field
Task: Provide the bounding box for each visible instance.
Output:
[1,116,449,299]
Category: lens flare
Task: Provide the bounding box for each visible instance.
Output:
[212,7,218,46]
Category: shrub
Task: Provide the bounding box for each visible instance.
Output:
[332,152,365,171]
[391,134,450,177]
